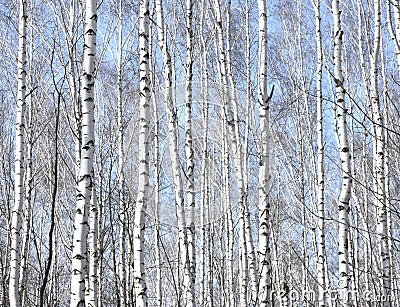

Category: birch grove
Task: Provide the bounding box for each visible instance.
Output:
[2,0,400,306]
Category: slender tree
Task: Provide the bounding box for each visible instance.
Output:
[39,74,60,307]
[153,91,162,307]
[370,0,391,304]
[332,0,352,305]
[132,0,150,305]
[148,13,162,307]
[9,1,27,306]
[86,186,99,307]
[70,0,97,305]
[387,0,400,72]
[199,2,210,305]
[18,3,34,304]
[257,0,272,306]
[184,0,196,305]
[117,1,127,305]
[313,0,327,305]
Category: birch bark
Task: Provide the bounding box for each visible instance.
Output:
[117,1,127,305]
[257,0,272,306]
[332,1,352,305]
[148,13,162,307]
[223,118,235,307]
[184,0,196,305]
[370,1,391,304]
[153,95,162,307]
[86,187,99,307]
[313,0,327,305]
[381,39,395,306]
[19,16,34,305]
[9,1,27,306]
[67,0,81,181]
[387,0,400,72]
[133,0,150,305]
[199,5,209,304]
[70,0,97,305]
[200,53,207,307]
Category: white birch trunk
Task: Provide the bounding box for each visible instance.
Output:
[86,187,99,307]
[200,169,207,307]
[149,18,162,306]
[314,0,327,305]
[9,1,27,306]
[184,0,196,305]
[199,45,209,307]
[70,0,97,305]
[381,41,396,306]
[133,0,150,305]
[223,118,235,307]
[370,1,391,304]
[19,23,34,304]
[199,7,209,303]
[357,3,373,302]
[66,0,81,180]
[117,1,127,305]
[153,95,162,307]
[207,222,214,307]
[97,168,104,307]
[257,0,272,306]
[243,9,258,306]
[243,2,253,304]
[332,1,352,305]
[387,0,400,72]
[362,139,373,300]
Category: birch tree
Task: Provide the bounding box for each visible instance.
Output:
[9,1,27,306]
[132,0,150,305]
[70,0,97,305]
[18,13,35,303]
[387,0,400,72]
[148,13,162,306]
[332,1,352,305]
[68,0,81,180]
[86,187,99,307]
[257,0,272,306]
[153,90,162,307]
[199,2,211,304]
[117,1,127,305]
[184,0,196,305]
[370,0,391,304]
[313,0,327,305]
